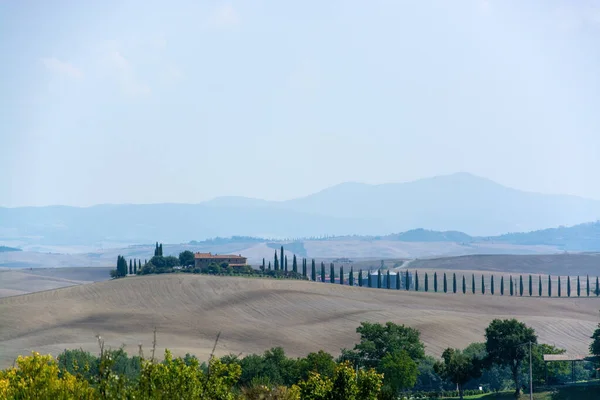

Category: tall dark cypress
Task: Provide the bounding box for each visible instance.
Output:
[577,276,581,297]
[359,269,363,287]
[510,276,514,296]
[284,256,288,272]
[462,275,466,294]
[133,259,137,275]
[396,271,401,290]
[321,262,325,283]
[548,275,551,297]
[340,266,344,285]
[415,271,419,291]
[280,246,284,273]
[302,259,306,277]
[472,274,475,294]
[405,270,410,291]
[154,242,159,256]
[528,275,532,296]
[538,276,542,297]
[159,244,163,256]
[349,267,354,286]
[330,264,335,284]
[558,276,562,297]
[268,261,272,271]
[567,276,571,297]
[434,272,438,292]
[481,275,485,295]
[596,276,599,296]
[368,271,372,288]
[274,251,279,271]
[129,259,133,275]
[519,275,524,296]
[490,275,495,295]
[425,273,429,292]
[377,269,382,289]
[292,255,297,274]
[500,276,504,295]
[452,273,457,294]
[587,275,590,297]
[262,258,266,271]
[443,273,447,293]
[387,270,391,289]
[311,260,316,281]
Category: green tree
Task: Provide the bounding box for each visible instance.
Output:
[340,266,345,285]
[491,275,495,295]
[425,272,429,292]
[377,269,382,289]
[577,276,581,297]
[472,274,475,294]
[359,269,363,287]
[529,275,533,296]
[519,275,524,296]
[538,276,542,297]
[292,255,298,274]
[587,275,590,297]
[262,258,266,271]
[481,275,485,295]
[349,267,354,286]
[405,270,410,291]
[368,271,372,288]
[302,258,307,277]
[158,243,163,256]
[590,324,600,357]
[311,260,317,281]
[548,275,552,297]
[154,242,159,256]
[331,361,358,400]
[596,276,599,296]
[330,264,335,284]
[381,350,418,394]
[280,246,284,273]
[274,251,279,271]
[453,273,457,294]
[443,273,447,293]
[268,261,272,270]
[284,255,288,272]
[133,259,137,275]
[567,276,571,297]
[178,250,195,267]
[321,262,325,283]
[386,269,391,289]
[129,261,133,275]
[462,275,466,294]
[500,276,504,295]
[396,271,400,290]
[558,276,562,297]
[415,271,419,291]
[485,319,537,397]
[510,276,514,296]
[434,348,482,399]
[434,272,438,292]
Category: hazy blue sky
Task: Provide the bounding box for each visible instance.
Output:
[2,0,599,207]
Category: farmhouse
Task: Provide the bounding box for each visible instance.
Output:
[194,252,248,269]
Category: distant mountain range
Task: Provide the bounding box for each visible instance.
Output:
[2,172,600,249]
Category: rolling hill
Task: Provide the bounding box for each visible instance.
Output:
[3,173,600,247]
[0,274,596,369]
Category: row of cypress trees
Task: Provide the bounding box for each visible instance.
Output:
[115,256,147,277]
[261,250,600,298]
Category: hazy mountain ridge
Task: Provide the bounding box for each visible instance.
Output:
[2,173,600,248]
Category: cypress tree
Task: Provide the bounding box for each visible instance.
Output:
[285,256,288,272]
[268,261,272,271]
[443,273,447,293]
[558,276,562,297]
[144,259,147,266]
[129,259,132,275]
[434,272,438,292]
[330,264,335,284]
[321,262,325,283]
[596,276,599,296]
[519,275,524,296]
[577,276,581,297]
[274,251,279,271]
[567,276,571,297]
[311,260,316,281]
[368,271,372,288]
[280,246,284,273]
[472,274,475,294]
[387,270,391,289]
[159,244,163,256]
[415,271,419,291]
[538,276,542,297]
[349,267,354,286]
[586,275,590,297]
[292,255,297,274]
[528,275,532,296]
[425,273,429,292]
[510,276,514,296]
[377,269,382,289]
[340,266,344,285]
[481,275,485,295]
[154,243,158,256]
[133,259,137,275]
[548,275,552,297]
[359,269,363,287]
[396,271,401,290]
[453,273,457,294]
[490,275,494,295]
[462,275,466,294]
[302,258,306,277]
[500,276,504,295]
[405,270,410,291]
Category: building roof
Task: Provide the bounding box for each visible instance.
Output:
[194,252,246,259]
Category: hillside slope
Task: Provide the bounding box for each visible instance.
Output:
[0,275,596,368]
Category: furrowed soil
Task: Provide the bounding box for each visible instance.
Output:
[0,274,597,368]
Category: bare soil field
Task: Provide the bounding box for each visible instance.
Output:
[0,274,597,369]
[0,268,112,298]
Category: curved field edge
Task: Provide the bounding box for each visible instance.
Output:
[0,274,597,368]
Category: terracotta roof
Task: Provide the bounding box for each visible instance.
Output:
[194,252,246,259]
